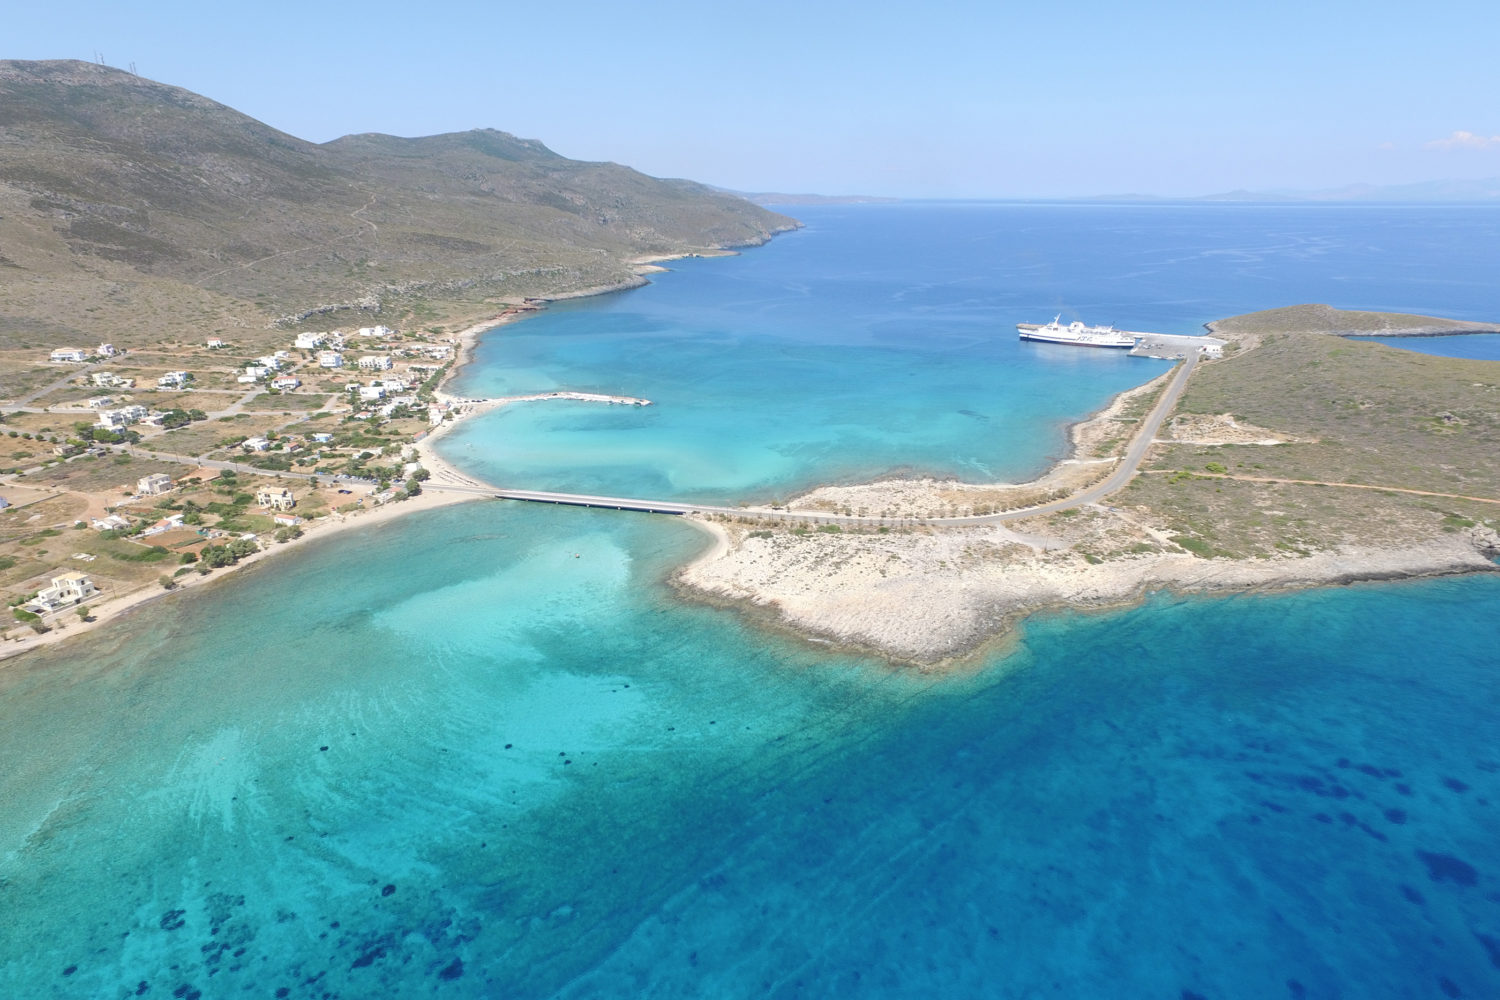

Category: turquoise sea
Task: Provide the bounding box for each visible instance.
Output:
[3,204,1499,998]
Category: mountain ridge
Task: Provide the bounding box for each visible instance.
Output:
[0,59,797,344]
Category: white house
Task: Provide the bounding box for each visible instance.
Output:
[141,514,186,537]
[26,571,99,613]
[294,332,327,349]
[254,355,283,371]
[356,325,394,338]
[50,348,88,363]
[357,355,393,371]
[378,395,419,417]
[97,405,148,430]
[358,385,387,402]
[87,396,114,409]
[242,436,272,452]
[205,338,226,349]
[243,365,271,380]
[137,473,173,495]
[311,433,334,443]
[270,376,301,390]
[91,514,131,532]
[317,351,344,369]
[256,487,296,511]
[97,343,118,358]
[272,513,303,527]
[157,371,191,388]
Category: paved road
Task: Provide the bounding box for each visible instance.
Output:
[426,356,1198,526]
[5,361,104,410]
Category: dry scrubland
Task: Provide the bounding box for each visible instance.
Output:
[1132,332,1500,557]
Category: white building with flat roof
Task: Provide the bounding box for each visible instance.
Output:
[97,405,148,430]
[256,487,296,511]
[357,355,393,371]
[50,348,88,363]
[137,473,173,495]
[317,351,344,368]
[26,571,99,613]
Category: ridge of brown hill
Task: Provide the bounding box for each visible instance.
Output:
[0,59,797,345]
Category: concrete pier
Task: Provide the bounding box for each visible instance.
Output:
[1129,332,1227,360]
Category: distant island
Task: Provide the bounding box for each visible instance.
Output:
[729,191,903,207]
[1070,179,1500,204]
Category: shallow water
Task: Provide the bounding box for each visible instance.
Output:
[3,203,1499,998]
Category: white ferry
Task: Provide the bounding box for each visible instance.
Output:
[1017,315,1137,350]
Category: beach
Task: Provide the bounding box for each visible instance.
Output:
[0,309,517,663]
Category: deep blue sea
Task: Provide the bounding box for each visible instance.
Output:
[3,204,1499,999]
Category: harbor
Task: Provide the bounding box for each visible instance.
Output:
[1017,319,1225,359]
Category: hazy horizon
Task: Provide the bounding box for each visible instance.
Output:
[9,0,1500,200]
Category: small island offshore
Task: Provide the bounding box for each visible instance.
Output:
[676,305,1500,664]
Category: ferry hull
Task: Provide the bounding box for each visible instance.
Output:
[1017,326,1136,349]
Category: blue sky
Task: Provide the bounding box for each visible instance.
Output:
[9,0,1500,197]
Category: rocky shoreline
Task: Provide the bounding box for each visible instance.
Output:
[676,516,1497,666]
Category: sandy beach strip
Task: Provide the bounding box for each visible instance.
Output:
[0,483,475,663]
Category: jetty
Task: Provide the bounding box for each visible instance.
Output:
[501,391,651,406]
[1129,332,1226,360]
